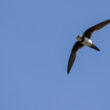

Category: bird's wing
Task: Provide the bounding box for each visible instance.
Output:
[67,41,84,74]
[83,19,110,38]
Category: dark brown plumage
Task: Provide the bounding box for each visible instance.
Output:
[67,41,83,74]
[67,19,110,74]
[83,19,110,38]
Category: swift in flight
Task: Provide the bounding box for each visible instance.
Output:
[67,19,110,74]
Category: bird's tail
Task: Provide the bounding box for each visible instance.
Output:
[90,43,100,51]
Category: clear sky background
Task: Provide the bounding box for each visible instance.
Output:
[0,0,110,110]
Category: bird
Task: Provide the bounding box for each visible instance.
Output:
[67,19,110,74]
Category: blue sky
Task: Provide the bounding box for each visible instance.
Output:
[0,0,110,110]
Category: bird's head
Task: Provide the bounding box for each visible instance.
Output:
[76,35,83,41]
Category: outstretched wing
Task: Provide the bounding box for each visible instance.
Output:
[67,41,84,74]
[83,19,110,38]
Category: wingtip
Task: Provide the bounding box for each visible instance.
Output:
[67,69,70,75]
[67,72,69,75]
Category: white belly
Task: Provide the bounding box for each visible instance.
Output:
[82,38,93,47]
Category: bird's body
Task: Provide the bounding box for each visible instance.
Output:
[77,36,93,46]
[82,37,92,46]
[67,19,110,74]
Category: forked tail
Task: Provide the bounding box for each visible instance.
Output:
[90,44,100,51]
